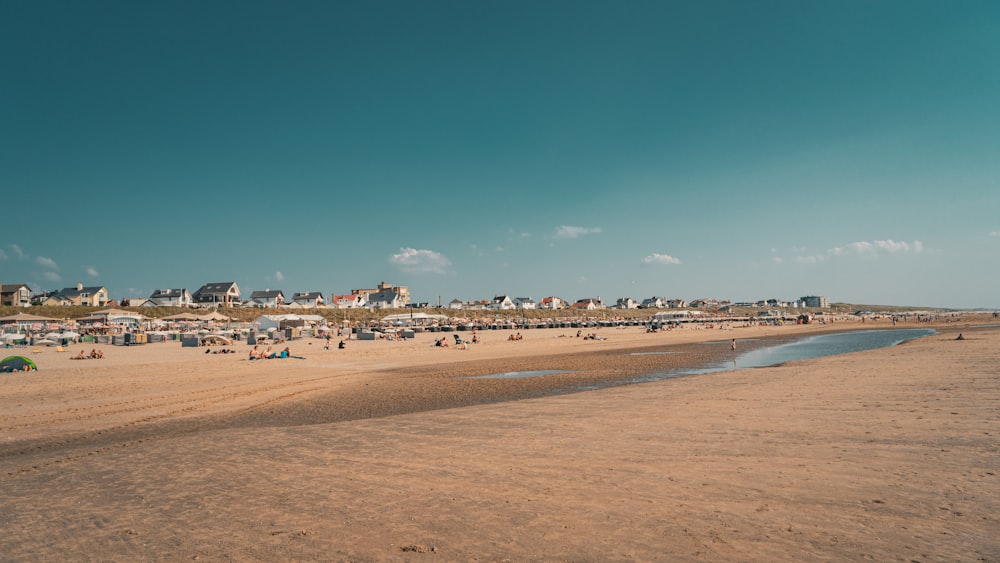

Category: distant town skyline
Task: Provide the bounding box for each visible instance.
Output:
[2,1,998,309]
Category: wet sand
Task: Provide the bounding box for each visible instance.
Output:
[1,317,997,561]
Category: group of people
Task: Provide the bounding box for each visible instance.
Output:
[205,348,237,354]
[248,345,291,360]
[70,348,104,360]
[507,332,523,341]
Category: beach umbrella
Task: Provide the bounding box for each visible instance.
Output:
[33,339,58,346]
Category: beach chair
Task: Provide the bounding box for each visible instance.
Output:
[56,346,66,352]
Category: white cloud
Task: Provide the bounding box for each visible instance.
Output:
[390,247,452,274]
[828,239,924,257]
[85,267,99,277]
[989,231,1000,237]
[36,256,59,270]
[794,255,824,265]
[772,256,784,263]
[0,248,6,260]
[275,271,285,281]
[7,244,24,259]
[554,225,602,239]
[642,253,682,265]
[42,271,61,282]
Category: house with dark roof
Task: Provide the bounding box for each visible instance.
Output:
[148,288,194,307]
[0,283,32,307]
[614,297,639,309]
[488,295,516,310]
[640,296,667,309]
[192,282,241,307]
[514,297,537,310]
[571,297,604,310]
[365,289,406,309]
[292,292,325,308]
[249,290,285,308]
[51,283,110,307]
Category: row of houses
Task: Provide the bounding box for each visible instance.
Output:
[0,281,409,309]
[1,280,831,311]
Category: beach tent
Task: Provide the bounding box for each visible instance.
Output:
[200,334,233,346]
[199,311,231,322]
[160,313,201,322]
[0,313,60,323]
[1,356,37,372]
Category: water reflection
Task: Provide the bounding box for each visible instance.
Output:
[635,328,936,383]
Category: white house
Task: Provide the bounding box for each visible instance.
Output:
[640,296,666,309]
[488,295,516,310]
[249,290,285,308]
[366,289,406,309]
[330,294,366,308]
[514,297,536,310]
[614,297,639,309]
[538,296,567,310]
[292,292,325,308]
[148,288,194,307]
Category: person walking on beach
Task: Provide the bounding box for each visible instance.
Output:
[731,338,737,352]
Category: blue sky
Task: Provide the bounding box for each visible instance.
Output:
[2,1,998,309]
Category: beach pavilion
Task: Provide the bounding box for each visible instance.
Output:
[79,309,148,330]
[381,312,450,327]
[0,312,62,331]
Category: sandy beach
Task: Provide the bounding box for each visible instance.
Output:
[1,317,997,561]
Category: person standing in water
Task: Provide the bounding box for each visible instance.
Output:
[731,338,737,352]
